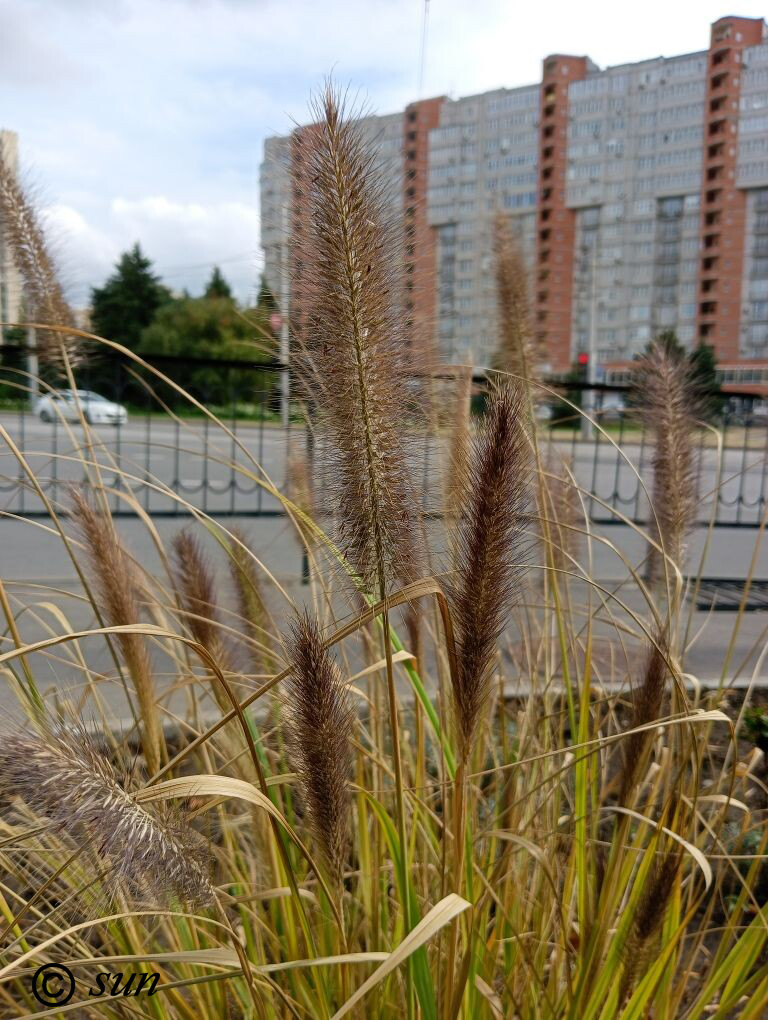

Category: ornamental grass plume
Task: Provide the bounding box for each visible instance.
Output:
[0,138,77,368]
[292,83,423,597]
[619,637,668,805]
[171,528,228,667]
[619,853,680,1005]
[69,488,164,775]
[444,366,473,535]
[492,211,536,386]
[0,723,213,906]
[634,335,699,581]
[227,527,276,674]
[447,383,533,763]
[285,611,354,889]
[541,451,582,580]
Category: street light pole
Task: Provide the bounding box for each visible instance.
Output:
[280,202,290,432]
[580,240,598,441]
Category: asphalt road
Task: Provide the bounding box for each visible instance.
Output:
[1,411,766,524]
[0,412,766,718]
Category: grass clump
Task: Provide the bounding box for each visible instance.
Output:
[0,87,765,1020]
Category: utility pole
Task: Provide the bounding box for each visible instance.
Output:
[27,325,38,404]
[280,202,290,432]
[580,240,598,441]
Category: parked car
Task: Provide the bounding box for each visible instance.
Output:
[596,392,626,423]
[36,389,128,426]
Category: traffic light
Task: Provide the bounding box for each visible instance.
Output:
[576,351,589,381]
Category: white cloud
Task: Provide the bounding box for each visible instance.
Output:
[45,197,261,307]
[7,0,768,307]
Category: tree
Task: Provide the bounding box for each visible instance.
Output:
[137,294,277,406]
[90,244,170,351]
[689,342,723,418]
[204,266,232,300]
[0,325,27,402]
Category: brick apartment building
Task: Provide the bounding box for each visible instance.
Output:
[260,14,768,395]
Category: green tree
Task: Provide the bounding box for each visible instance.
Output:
[91,244,170,350]
[548,363,584,429]
[137,294,276,406]
[0,325,27,402]
[204,266,232,300]
[689,341,723,418]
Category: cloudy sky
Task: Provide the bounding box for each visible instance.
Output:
[2,0,766,305]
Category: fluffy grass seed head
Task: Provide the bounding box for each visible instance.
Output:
[448,382,533,762]
[285,610,354,887]
[291,84,423,596]
[0,724,213,906]
[0,138,78,368]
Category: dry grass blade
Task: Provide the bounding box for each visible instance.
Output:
[69,487,164,773]
[331,894,471,1019]
[448,383,533,762]
[285,611,354,888]
[541,451,582,579]
[0,138,77,368]
[0,724,213,906]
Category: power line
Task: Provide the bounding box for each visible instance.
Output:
[418,0,431,97]
[64,251,259,291]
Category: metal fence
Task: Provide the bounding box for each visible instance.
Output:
[1,349,766,528]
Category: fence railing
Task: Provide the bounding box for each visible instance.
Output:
[1,348,766,528]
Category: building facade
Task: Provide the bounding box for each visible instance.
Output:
[260,14,768,393]
[0,129,23,337]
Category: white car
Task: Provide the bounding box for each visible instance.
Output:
[36,389,128,426]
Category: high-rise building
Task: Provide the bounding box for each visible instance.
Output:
[0,129,23,338]
[259,14,768,394]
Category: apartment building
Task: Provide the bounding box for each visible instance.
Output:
[0,129,22,336]
[259,14,768,393]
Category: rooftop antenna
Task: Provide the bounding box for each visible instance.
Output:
[418,0,430,96]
